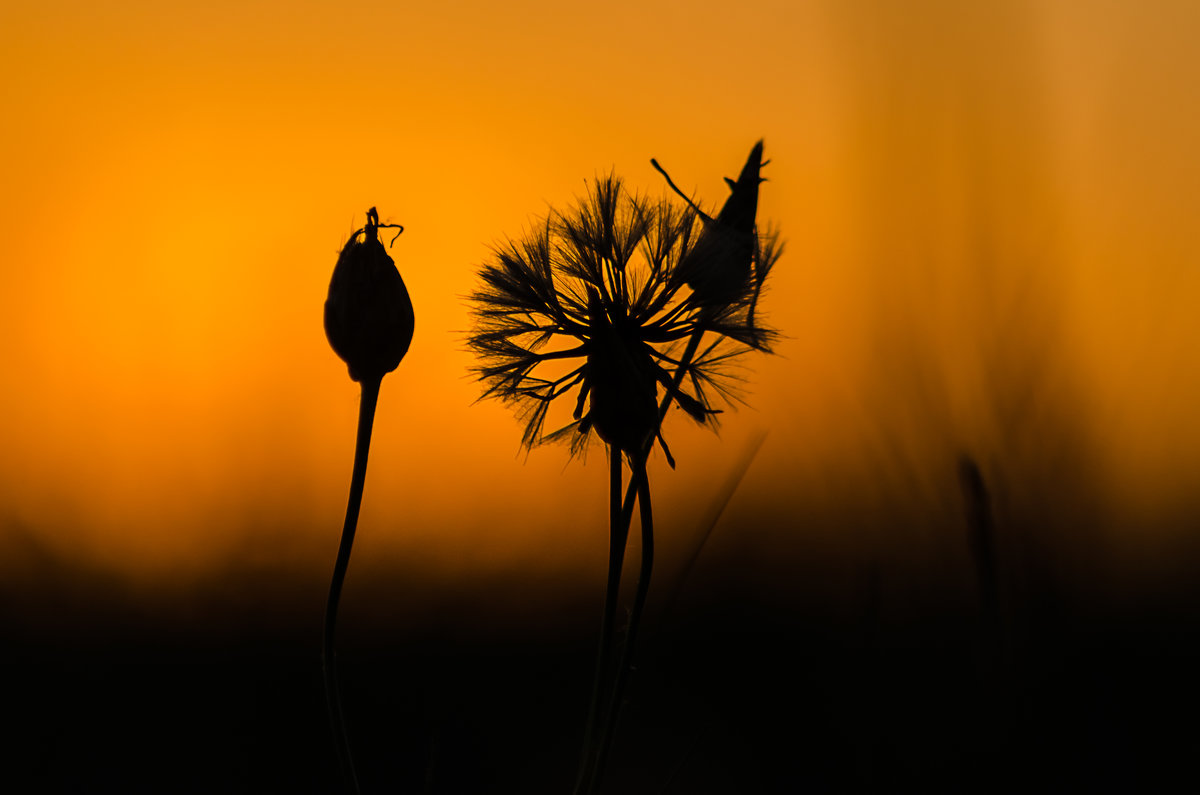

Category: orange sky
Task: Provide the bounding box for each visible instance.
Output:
[2,1,1198,597]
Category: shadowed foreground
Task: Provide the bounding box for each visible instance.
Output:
[5,537,1200,793]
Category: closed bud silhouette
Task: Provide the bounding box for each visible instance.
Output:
[655,140,766,308]
[325,207,414,383]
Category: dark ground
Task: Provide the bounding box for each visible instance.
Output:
[5,559,1200,794]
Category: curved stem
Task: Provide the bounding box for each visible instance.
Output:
[593,453,655,790]
[579,328,700,793]
[574,447,629,795]
[620,327,705,516]
[323,377,381,795]
[579,326,701,794]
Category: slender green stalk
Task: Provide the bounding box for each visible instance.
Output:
[592,452,654,791]
[322,376,381,795]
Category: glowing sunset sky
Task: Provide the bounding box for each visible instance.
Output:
[2,0,1198,598]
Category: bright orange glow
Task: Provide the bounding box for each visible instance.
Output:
[2,1,1198,598]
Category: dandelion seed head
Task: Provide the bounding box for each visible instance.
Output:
[468,146,781,460]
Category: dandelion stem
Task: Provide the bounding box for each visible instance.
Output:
[581,325,705,790]
[322,376,380,795]
[593,452,655,792]
[620,327,705,516]
[573,447,628,795]
[578,325,707,792]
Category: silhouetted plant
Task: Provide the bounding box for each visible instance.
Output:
[466,142,780,793]
[323,207,414,794]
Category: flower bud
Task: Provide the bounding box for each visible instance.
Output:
[324,207,415,383]
[678,140,764,305]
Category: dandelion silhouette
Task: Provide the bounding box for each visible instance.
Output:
[323,207,413,794]
[467,142,780,793]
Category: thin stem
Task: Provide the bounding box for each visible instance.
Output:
[322,376,381,795]
[574,446,630,795]
[650,158,715,225]
[619,327,705,516]
[580,320,706,793]
[580,326,701,792]
[593,453,654,790]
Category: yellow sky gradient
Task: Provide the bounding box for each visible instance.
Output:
[2,1,1198,595]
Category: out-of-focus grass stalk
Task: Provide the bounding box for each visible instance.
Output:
[657,429,767,621]
[960,455,999,640]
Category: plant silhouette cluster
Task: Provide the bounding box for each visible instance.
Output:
[467,170,781,462]
[466,142,782,794]
[321,143,782,795]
